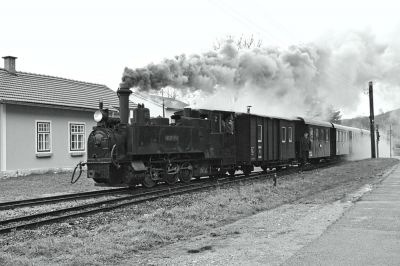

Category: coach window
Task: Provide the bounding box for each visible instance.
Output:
[325,129,329,141]
[36,120,52,157]
[257,125,263,143]
[320,128,324,141]
[309,127,314,140]
[315,128,319,141]
[69,122,86,155]
[281,127,286,143]
[288,127,293,142]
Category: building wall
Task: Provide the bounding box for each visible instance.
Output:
[4,104,96,175]
[0,103,6,171]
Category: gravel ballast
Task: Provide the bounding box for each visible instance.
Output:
[0,158,397,265]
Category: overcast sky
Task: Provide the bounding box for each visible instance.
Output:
[1,0,399,117]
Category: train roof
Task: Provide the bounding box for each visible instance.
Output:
[235,112,298,121]
[332,123,359,131]
[332,123,370,133]
[193,108,298,121]
[297,117,333,128]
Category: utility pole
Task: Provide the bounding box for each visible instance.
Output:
[161,89,165,118]
[368,81,376,158]
[389,125,392,158]
[376,125,380,158]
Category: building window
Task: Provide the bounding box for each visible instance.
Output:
[257,125,263,143]
[69,123,85,152]
[288,127,293,142]
[36,121,51,153]
[281,127,286,143]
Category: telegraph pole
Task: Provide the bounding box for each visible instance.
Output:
[161,89,165,118]
[376,125,380,158]
[389,125,392,158]
[369,81,376,158]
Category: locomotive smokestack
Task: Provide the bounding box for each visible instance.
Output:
[117,81,132,124]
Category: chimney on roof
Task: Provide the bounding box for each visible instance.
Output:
[2,56,17,73]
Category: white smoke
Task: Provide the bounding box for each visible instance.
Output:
[122,30,400,119]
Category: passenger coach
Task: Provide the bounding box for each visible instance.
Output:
[235,113,296,172]
[295,118,332,161]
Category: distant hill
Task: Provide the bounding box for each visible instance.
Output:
[341,108,400,138]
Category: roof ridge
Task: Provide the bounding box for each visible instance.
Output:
[0,68,111,88]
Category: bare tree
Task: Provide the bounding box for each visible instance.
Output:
[213,34,263,51]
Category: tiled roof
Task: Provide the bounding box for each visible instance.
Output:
[0,68,134,111]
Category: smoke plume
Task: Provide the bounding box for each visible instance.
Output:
[122,30,400,119]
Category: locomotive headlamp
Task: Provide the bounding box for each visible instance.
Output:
[94,110,104,122]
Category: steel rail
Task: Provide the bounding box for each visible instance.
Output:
[0,160,343,234]
[0,187,133,210]
[0,172,271,234]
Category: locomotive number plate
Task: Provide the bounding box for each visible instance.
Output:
[165,135,179,142]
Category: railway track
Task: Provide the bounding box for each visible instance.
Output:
[0,161,343,234]
[0,187,133,210]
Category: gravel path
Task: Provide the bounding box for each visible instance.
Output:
[134,183,379,266]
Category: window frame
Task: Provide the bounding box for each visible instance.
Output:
[288,127,293,143]
[68,122,86,153]
[35,120,52,156]
[257,124,263,143]
[281,127,286,143]
[320,128,325,141]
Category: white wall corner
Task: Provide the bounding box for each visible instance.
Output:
[0,103,6,171]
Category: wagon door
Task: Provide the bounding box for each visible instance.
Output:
[256,120,263,161]
[280,122,287,160]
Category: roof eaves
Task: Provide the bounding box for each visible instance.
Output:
[1,100,97,112]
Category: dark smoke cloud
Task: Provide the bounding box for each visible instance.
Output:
[122,30,400,120]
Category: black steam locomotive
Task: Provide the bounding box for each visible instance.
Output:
[86,83,369,187]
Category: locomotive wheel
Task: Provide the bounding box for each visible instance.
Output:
[179,162,193,183]
[165,173,178,185]
[242,167,251,176]
[142,173,156,188]
[228,169,235,176]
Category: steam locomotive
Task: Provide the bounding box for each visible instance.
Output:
[86,83,370,187]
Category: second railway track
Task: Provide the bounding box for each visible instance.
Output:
[0,160,344,234]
